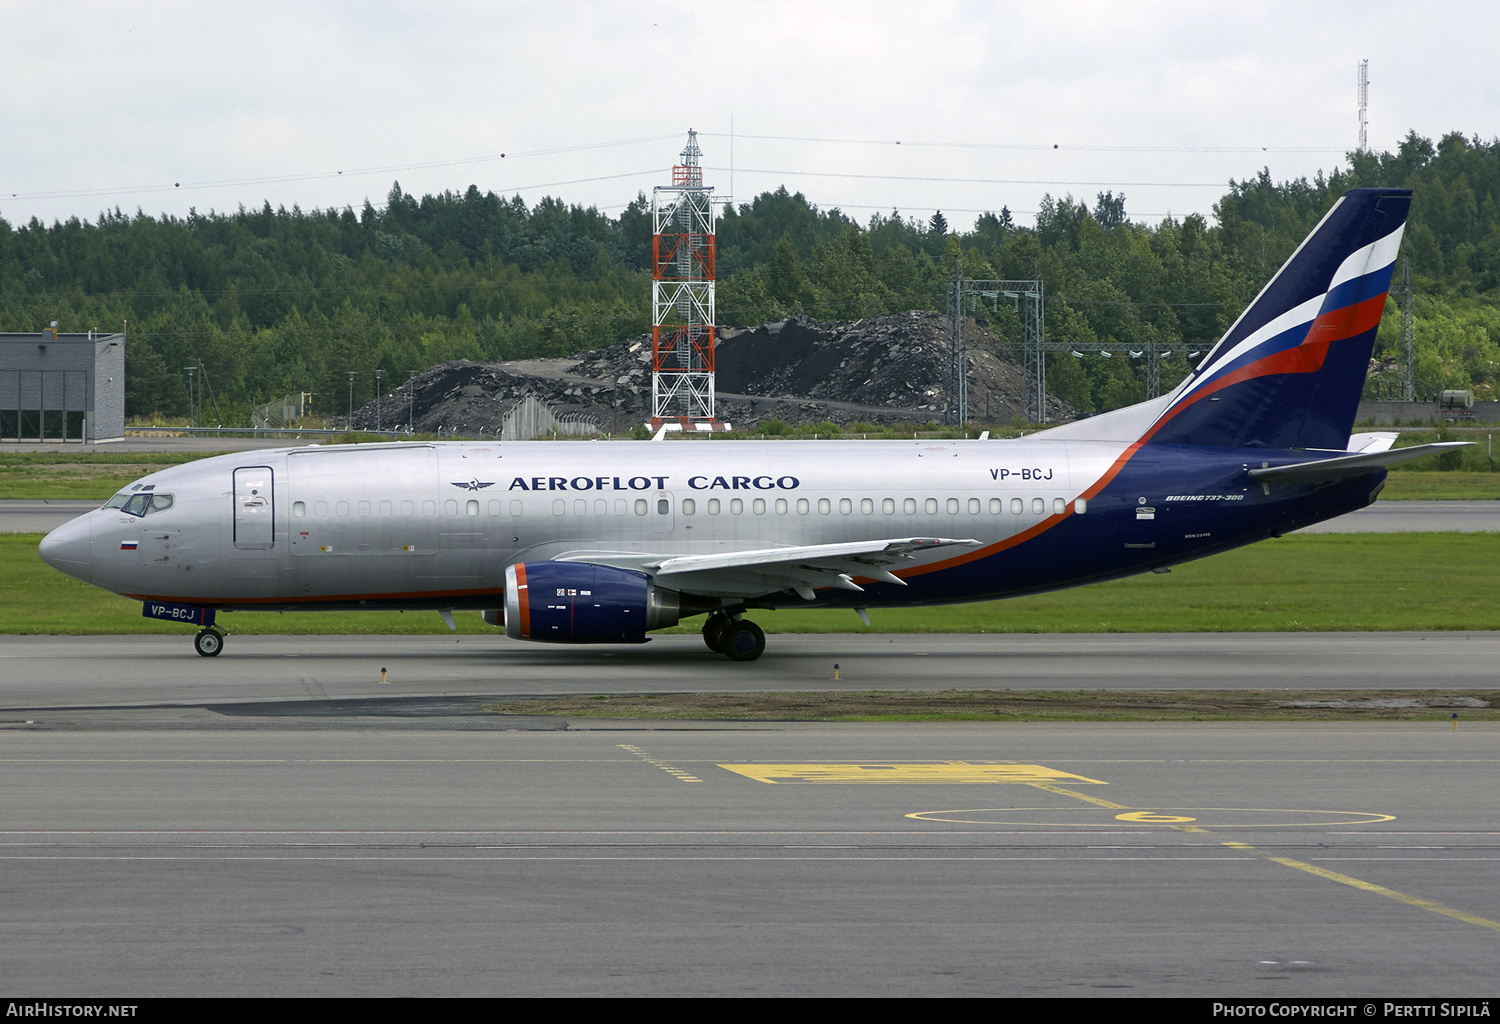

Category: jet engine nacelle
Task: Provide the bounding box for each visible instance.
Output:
[503,561,680,644]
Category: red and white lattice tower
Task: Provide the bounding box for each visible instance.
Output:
[651,130,724,430]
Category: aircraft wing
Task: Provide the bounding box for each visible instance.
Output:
[558,537,981,600]
[1248,442,1469,484]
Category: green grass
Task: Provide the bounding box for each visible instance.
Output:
[1378,472,1500,500]
[0,452,208,499]
[480,689,1499,722]
[5,532,1499,636]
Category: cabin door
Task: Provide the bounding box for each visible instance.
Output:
[233,466,275,550]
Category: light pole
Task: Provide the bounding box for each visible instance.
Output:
[407,370,418,434]
[183,367,196,432]
[346,372,356,432]
[374,369,384,432]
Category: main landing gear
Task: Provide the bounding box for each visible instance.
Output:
[194,626,226,658]
[702,612,766,662]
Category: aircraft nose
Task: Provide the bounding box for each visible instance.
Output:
[39,513,93,584]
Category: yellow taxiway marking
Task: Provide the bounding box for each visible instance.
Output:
[1221,841,1500,933]
[617,744,702,783]
[719,763,1107,785]
[1026,781,1126,807]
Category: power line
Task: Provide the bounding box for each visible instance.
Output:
[698,131,1341,155]
[716,167,1228,188]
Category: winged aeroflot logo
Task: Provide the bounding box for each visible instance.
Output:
[452,480,496,491]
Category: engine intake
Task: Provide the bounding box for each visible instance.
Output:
[504,561,680,644]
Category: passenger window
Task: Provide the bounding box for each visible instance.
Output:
[1031,497,1045,514]
[553,500,566,516]
[1010,498,1023,514]
[358,500,371,517]
[860,498,873,515]
[1053,497,1066,515]
[444,499,457,516]
[753,498,766,515]
[292,501,306,518]
[657,498,670,515]
[489,500,501,516]
[683,498,696,515]
[946,498,959,514]
[574,499,586,516]
[883,498,896,515]
[595,499,607,516]
[468,500,481,517]
[903,498,916,514]
[315,501,329,517]
[924,498,938,515]
[508,500,521,516]
[990,498,1002,514]
[635,499,648,515]
[708,498,721,515]
[839,498,852,514]
[336,501,350,518]
[796,498,809,515]
[402,500,415,516]
[818,498,830,515]
[774,498,786,514]
[379,500,392,517]
[1074,498,1087,515]
[968,498,980,514]
[730,498,743,515]
[614,499,626,515]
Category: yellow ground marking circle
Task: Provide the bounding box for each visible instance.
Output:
[1114,811,1197,823]
[907,807,1396,827]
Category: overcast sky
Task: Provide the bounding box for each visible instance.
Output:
[4,1,1496,232]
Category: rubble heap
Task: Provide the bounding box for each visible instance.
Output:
[345,310,1074,435]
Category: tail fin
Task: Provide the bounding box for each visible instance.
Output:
[1143,187,1411,449]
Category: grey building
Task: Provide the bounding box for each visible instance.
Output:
[1,328,126,442]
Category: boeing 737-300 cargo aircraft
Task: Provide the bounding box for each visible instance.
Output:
[39,188,1461,661]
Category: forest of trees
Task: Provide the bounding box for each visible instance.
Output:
[2,130,1499,422]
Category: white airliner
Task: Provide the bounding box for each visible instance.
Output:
[39,188,1459,661]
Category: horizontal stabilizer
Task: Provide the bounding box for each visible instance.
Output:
[1248,442,1469,484]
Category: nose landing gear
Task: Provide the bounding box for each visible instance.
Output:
[194,627,226,658]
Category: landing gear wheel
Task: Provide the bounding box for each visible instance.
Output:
[702,613,730,654]
[724,620,765,662]
[194,629,224,658]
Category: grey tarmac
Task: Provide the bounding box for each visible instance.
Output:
[2,631,1500,712]
[4,598,1499,995]
[0,715,1496,997]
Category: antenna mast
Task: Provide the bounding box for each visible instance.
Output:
[1357,59,1369,153]
[650,130,727,430]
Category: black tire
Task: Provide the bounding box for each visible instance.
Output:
[194,629,223,658]
[702,613,730,654]
[724,620,765,662]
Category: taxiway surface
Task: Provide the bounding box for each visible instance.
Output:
[2,631,1498,711]
[3,632,1499,995]
[1,717,1496,997]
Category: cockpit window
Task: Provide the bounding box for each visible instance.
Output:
[114,493,174,517]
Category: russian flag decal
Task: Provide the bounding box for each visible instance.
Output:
[120,541,138,550]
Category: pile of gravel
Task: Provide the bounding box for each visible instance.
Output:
[345,311,1073,435]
